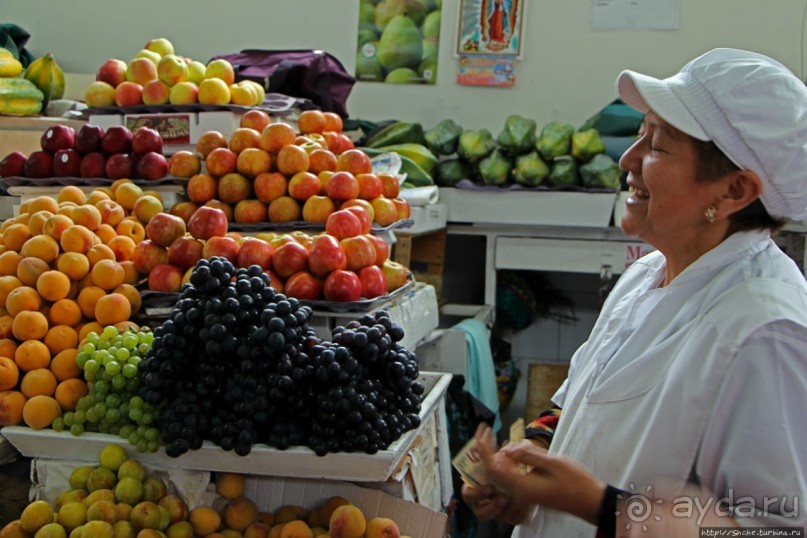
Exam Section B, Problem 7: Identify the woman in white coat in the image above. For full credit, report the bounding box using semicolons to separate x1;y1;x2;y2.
462;47;807;536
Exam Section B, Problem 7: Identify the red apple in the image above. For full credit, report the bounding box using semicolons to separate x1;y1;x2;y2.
53;149;82;177
325;209;362;240
301;195;335;223
0;151;27;177
287;171;322;201
323;270;362;302
343;205;372;234
236;237;274;270
74;124;105;155
308;234;347;277
370;196;399;227
148;263;184;292
284;270;322;301
381;259;410;292
105;153;137;180
341;235;377;272
24;151;54;178
325;171;359;201
336;148;372;175
366;234;390;265
96;58;128;88
136;152;169;180
102;125;133;154
40;125;76;153
264;269;284;293
204;200;233;221
145;212;187;247
167;236;204;270
359;265;387;299
133;239;169;274
169;201;199;224
272;241;310;278
80;152;107;178
392;197;411;219
131;126;164;156
202;235;240;264
187;206;228;240
356;173;383;200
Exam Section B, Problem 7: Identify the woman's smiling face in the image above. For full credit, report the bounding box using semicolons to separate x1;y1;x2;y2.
618;111;727;253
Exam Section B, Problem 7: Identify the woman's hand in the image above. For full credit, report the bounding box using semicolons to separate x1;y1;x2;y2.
479;425;607;525
459;424;536;525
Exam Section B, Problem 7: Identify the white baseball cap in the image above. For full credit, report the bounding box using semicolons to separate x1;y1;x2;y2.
617;48;807;220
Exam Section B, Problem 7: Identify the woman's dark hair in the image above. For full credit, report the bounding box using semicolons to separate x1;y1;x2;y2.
692;139;786;233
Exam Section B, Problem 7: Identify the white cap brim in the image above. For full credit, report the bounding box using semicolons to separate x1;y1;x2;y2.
617;70;710;142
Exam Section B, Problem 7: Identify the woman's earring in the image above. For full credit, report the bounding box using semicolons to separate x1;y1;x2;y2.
705;205;717;223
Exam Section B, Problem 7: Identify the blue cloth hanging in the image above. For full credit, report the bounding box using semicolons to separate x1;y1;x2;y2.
452;318;501;432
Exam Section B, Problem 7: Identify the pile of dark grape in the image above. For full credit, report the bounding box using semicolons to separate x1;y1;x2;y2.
137;256;424;458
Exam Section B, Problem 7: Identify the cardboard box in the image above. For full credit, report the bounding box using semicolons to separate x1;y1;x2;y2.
399;204;447;235
439;187;618;227
2;372;451;483
393;232;446;301
308;283;440;352
30;460;448;538
89;111;242;154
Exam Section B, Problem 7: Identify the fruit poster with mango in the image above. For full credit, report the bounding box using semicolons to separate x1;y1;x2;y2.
356;0;442;84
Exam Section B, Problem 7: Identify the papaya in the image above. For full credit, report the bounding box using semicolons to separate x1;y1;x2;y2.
0;78;44;116
364;121;426;148
0;48;13;60
23;52;65;108
373;142;439;174
0;57;23;78
358;146;434;186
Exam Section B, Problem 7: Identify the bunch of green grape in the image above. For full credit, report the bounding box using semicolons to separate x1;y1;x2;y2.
51;325;162;453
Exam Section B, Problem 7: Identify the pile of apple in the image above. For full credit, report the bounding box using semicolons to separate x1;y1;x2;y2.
84;37;265;108
169;108;412;229
0;123;170;181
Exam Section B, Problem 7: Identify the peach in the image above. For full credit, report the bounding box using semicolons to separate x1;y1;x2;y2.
126;57;158;86
169;81;199;105
364;517;400;538
115;81;144;107
328;506;366;538
84;81;116;107
115;218;146;244
142;80;171;105
224;496;259;532
95;199;126;227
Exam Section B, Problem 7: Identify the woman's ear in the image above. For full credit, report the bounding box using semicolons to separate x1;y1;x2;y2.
723;169;763;213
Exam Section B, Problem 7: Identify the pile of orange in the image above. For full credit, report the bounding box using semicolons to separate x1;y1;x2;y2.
0;180;161;429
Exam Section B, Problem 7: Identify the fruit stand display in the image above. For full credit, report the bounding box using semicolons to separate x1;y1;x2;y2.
0;37;450;536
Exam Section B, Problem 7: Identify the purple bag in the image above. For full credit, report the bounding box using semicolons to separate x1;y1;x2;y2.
210;49;356;118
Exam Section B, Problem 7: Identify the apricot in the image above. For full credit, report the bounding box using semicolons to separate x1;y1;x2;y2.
20;367;57;398
12;310;49;341
245;522;272;538
71;204;102;231
77;286;106;319
49;299;82;327
60;225;95;254
0;338;18;359
309;497;350;529
364;518;400;538
57;501;88;533
275;506;307;525
224;496;258;532
107;235;136;262
54;378;88;412
0;389;26;426
78;321;104;341
328;506;365;538
50;348;80;381
115;218;146;244
119;261;139;285
28;196;59;216
113;284;141;314
0;250;22;276
57;185;87;205
44;325;79;355
21;393;61;429
0;274;22;303
87;244;116;267
0;356;19;391
81;520;113;537
20;234;60;263
0;315;13;339
57;252;91;282
90;259;125;291
94;293;131;326
114;183;144;211
93;223;118;245
42;214;74;241
215;473;246;499
1;519;34;538
279;520;313;538
268;524;285;538
14;339;51;371
18;256;51;287
6;285;42;316
28;210;54;236
189;506;221;536
37;270;71;302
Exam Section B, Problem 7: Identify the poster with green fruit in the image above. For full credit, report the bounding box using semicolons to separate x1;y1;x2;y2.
357;0;442;84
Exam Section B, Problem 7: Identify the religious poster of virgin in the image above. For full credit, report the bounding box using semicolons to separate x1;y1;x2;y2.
355;0;443;85
456;0;525;57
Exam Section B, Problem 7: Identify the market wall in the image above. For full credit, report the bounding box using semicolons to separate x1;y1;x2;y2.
1;0;805;131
